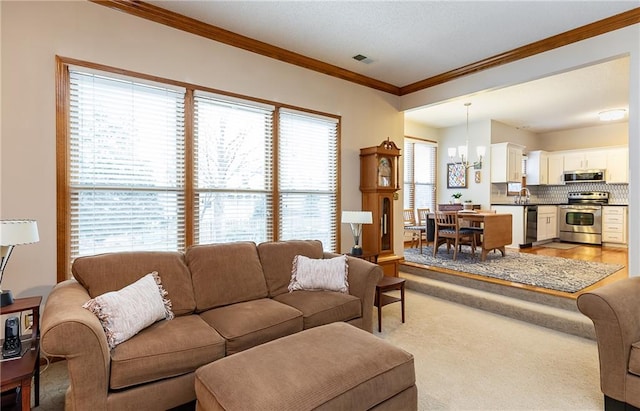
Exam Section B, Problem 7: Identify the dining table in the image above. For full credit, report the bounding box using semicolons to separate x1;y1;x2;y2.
457;211;513;261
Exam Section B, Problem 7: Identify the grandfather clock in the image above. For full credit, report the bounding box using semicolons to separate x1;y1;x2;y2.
360;138;402;277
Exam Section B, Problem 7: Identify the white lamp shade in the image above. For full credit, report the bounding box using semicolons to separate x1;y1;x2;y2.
0;220;40;246
341;211;373;224
447;147;457;158
476;146;486;157
458;145;468;159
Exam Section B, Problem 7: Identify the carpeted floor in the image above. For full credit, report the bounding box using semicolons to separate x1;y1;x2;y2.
403;246;623;293
25;290;602;410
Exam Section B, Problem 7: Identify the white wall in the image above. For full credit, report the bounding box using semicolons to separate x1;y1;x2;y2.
0;1;404;302
438;119;492;208
537;122;628;151
402;24;640;276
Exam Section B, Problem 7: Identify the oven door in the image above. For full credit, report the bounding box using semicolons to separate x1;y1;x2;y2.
559;205;603;244
559;205;602;234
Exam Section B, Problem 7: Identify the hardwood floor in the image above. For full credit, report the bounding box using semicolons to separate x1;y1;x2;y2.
402;242;629;300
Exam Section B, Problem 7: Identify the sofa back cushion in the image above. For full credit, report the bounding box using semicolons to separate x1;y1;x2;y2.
72;251;196;316
257;240;324;297
186;242;268;312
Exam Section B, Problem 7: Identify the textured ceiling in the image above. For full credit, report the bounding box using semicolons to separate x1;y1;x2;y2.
145;1;636;132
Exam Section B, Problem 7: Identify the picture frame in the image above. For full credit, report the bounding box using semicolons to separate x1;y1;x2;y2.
447;163;467;188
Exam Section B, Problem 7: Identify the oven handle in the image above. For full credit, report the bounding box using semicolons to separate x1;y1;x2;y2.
559;205;602;211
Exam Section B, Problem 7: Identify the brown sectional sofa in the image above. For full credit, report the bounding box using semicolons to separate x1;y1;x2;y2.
41;240;383;411
577;276;640;411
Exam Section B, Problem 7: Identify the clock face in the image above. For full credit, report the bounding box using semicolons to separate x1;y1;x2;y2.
378;157;391;186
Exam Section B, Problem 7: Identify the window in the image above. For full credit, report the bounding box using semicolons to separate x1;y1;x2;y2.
193;93;274;244
404;139;437;213
58;59;339;277
278;110;338;249
68;71;186;257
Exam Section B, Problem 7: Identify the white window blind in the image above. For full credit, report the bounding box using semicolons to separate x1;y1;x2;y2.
404;139;437;213
193;94;274;244
69;71;186;259
278;110;338;250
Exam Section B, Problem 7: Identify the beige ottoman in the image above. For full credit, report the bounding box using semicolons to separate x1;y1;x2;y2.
195;322;417;410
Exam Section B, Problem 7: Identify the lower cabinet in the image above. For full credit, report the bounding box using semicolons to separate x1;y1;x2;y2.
491;205;525;248
537;206;557;241
602;206;628;245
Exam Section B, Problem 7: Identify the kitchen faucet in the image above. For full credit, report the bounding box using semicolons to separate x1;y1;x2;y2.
515;187;531;204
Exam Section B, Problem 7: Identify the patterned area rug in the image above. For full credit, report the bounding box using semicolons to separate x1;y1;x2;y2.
403;246;624;293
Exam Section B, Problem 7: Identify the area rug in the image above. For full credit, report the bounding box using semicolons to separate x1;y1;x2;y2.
402;246;623;293
541;242;579;250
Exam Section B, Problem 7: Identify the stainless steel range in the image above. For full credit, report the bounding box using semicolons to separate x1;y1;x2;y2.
559;191;609;245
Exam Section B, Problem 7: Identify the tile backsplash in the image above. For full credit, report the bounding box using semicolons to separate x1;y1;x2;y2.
491;183;628;205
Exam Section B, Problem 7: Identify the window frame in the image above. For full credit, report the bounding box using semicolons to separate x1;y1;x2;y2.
403;137;437;215
56;56;341;282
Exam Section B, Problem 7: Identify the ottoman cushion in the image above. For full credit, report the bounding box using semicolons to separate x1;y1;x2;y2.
195;322;416;410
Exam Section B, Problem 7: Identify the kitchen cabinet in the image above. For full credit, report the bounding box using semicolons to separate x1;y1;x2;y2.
547;153;565;185
490;205;525;248
525;150;548;185
537;206;557;241
602;206;627;245
491;142;525;183
563;150;607;171
606;147;629;183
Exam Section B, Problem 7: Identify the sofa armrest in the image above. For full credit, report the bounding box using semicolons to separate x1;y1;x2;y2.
577;277;640;402
41;279;111;410
324;252;383;332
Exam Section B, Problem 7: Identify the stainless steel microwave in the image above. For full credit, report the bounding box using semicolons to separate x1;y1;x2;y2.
563;169;606;183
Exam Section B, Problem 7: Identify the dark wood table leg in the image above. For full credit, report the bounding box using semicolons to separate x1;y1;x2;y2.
377;287;383;332
401;282;405;324
21;377;31;410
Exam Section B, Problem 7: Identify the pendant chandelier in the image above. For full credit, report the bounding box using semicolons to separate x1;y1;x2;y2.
448;102;485;170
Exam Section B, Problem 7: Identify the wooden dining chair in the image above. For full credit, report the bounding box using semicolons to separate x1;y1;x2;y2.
466;209;496;246
403;209;419;248
433;211;476;260
417;208;430;245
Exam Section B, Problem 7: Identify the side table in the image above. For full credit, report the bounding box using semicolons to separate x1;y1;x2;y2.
1;296;42;410
374;276;405;332
346;251;379;263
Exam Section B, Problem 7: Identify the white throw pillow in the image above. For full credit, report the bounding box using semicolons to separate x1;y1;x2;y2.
288;255;349;293
83;271;174;349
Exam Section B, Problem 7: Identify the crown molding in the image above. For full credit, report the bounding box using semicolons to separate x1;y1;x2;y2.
399;7;640;95
90;0;400;95
92;1;639;97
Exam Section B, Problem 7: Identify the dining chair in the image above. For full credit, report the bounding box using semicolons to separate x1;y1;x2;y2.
417;208;430;245
403;209;419;248
433;211;476;260
466;209;496;247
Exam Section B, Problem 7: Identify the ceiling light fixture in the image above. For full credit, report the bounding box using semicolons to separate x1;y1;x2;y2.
599;109;626;121
448;103;485;170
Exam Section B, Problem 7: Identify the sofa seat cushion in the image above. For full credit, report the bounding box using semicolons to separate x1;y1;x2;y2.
110;315;226;390
199;298;303;355
274;290;361;329
257;240;324;297
194;322;416;410
629;341;640;377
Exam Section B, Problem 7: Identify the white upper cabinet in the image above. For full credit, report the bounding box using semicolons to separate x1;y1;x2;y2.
491;142;525;183
547;153;565;185
525;150;548;185
606;147;629;184
563;150;607;171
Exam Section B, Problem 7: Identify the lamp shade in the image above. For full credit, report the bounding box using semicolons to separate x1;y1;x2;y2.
341;211;373;224
1;220;40;246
